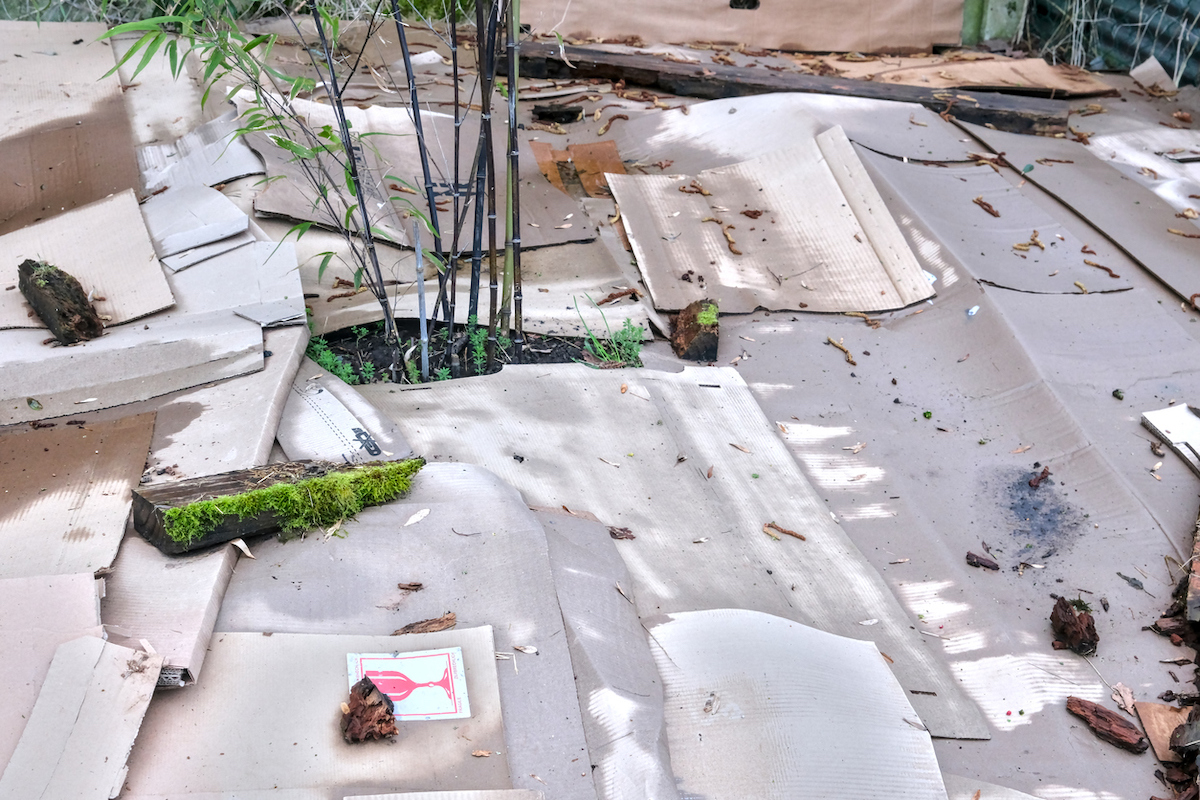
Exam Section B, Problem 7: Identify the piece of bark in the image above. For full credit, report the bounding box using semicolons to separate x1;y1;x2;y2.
671;299;718;361
966;551;999;570
511;42;1071;135
533;104;584;124
393;611;456;635
1066;695;1149;753
1051;596;1099;655
608;526;636;540
17;259;103;344
341;676;398;743
1188;501;1200;622
1171;719;1200;757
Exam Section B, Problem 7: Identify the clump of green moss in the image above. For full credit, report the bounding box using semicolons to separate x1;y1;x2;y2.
697;303;718;327
162;459;424;545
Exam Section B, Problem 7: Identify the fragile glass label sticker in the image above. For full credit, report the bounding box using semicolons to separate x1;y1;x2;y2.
347;647;471;721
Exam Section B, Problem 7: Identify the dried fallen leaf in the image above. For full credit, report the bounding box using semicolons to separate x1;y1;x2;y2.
513;645;538;655
1177;207;1199;219
763;525;781;540
404;508;430;527
889;558;910;564
229;538;255;559
706;465;714;479
1011;444;1033;454
764;521;805;540
393;611;456;635
1111;682;1135;715
1169;227;1200;239
608;526;636;540
729;442;750;453
843;442;867;454
472;750;493;757
849;473;867;481
620;383;628;394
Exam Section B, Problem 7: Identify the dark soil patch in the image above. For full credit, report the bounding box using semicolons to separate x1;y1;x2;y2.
312;319;590;385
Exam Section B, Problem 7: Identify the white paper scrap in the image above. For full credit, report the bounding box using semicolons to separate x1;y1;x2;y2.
348;647;471;721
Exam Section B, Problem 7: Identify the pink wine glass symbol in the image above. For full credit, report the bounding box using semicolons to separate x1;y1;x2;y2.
366;667;453;702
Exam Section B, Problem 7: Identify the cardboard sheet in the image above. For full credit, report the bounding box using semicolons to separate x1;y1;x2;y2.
276;356;413;463
140;325;307;484
615;93;973;171
0;413;155;579
167;239;306;327
537;510;678;800
214;463;598;800
245;97;593;250
102;532;238;686
0;574;104;769
138;110;265;194
0;636;162;799
609;127;933;313
0;189;175;329
960;121;1200;303
140;185;250;258
123;629;510;796
648;609;947;800
254;204;652;339
858;147;1135;294
0;22;140;235
0;310;264;425
1142;404;1200;478
800;53;1115;98
359;366;989;740
1135;701;1188;763
942;775;1038;800
520;0;962;53
348;794;544;800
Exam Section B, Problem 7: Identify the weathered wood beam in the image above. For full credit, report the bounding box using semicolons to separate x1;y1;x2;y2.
513;42;1070;135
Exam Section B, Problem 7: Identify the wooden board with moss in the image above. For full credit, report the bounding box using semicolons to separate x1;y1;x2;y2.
131;459;424;555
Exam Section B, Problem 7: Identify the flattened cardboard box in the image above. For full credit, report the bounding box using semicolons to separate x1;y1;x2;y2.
0;22;140;235
0;189;175;329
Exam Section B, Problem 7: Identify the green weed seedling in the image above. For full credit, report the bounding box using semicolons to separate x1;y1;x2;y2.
573;296;645;367
307;337;358;384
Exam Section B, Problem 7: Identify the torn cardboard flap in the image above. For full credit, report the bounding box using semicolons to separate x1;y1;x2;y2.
1142;404;1200;478
0;189;175;329
609;126;933;313
138;109;265;194
0;636;162;799
140;184;250;258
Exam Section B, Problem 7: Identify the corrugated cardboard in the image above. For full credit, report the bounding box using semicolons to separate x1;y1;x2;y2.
648;609;947;800
857;146;1135;294
140;185;250;258
245;96;594;250
0;311;264;425
960;121;1200;304
537;510;678;800
0;636;162;799
348;793;545;799
214;464;597;799
520;0;962;53
138;110;265;194
161;231;256;273
123;629;509;796
608;126;933;313
102;531;238;686
799;53;1115;98
0;22;140;235
942;774;1039;800
166;240;305;327
615;93;972;171
276;356;413;463
0;574;104;769
1142;404;1200;478
0;413;155;579
359;365;989;740
140;325;307;484
0;189;175;329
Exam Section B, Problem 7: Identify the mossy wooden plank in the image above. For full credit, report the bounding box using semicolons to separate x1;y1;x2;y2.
17;259;103;344
512;42;1070;135
131;459;423;555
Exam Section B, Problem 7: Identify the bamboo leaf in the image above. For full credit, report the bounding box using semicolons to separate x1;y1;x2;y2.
285;221;313;241
269;135;317;159
101;30;155;79
166;38;179;78
344;203;360;230
317;252;335;282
